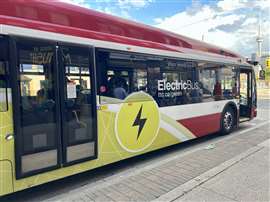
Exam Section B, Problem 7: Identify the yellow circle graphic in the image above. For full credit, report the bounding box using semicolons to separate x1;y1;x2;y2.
115;92;160;153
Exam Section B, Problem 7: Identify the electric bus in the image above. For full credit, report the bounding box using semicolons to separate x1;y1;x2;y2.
0;0;257;196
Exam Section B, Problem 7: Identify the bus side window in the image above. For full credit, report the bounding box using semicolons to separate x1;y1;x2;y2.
97;50;149;104
0;61;8;112
156;60;198;107
198;63;238;101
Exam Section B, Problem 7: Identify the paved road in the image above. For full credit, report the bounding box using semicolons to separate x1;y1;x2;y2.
1;99;269;202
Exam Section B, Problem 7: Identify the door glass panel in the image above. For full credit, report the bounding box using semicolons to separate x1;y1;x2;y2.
18;41;58;173
61;46;95;163
0;61;8;112
0;37;9;112
240;73;248;106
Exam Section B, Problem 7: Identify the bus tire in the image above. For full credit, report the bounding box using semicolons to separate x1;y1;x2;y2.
220;107;235;135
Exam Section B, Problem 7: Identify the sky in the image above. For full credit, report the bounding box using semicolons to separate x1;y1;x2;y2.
61;0;270;58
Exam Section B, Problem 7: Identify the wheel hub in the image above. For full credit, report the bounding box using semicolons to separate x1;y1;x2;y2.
224;112;233;130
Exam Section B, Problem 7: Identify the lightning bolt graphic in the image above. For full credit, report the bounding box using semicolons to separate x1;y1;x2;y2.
133;105;147;140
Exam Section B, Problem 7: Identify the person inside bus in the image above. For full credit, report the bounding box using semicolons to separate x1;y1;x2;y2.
109;75;128;100
213;80;222;100
114;79;128;99
232;81;238;97
178;89;189;104
36;88;46;104
36;87;55;111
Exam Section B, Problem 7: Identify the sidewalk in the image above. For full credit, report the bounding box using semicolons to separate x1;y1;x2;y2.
156;139;270;202
257;88;270;100
48;121;270;202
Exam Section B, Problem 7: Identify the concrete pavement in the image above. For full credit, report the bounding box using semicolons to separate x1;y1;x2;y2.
157;139;270;202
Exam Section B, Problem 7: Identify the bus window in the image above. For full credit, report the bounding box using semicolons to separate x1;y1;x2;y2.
133;69;147;92
107;70;129;99
97;50;200;106
156;60;198;107
97;50;149;103
198;63;217;101
198;63;238;102
0;61;8;112
147;67;161;104
159;71;179;106
220;66;238;99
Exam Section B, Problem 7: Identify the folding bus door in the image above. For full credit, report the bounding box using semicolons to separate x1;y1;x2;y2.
58;44;97;165
11;38;61;178
11;38;97;178
239;68;257;120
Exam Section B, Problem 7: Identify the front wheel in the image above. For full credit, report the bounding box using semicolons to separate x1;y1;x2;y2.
221;107;235;135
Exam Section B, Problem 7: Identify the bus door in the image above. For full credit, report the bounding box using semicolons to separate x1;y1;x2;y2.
239;68;257;121
11;38;97;178
58;44;97;165
0;36;14;194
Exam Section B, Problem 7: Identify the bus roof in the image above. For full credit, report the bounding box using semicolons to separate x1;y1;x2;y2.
0;0;250;66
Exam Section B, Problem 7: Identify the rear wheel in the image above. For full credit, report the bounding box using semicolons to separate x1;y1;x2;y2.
221;107;235;135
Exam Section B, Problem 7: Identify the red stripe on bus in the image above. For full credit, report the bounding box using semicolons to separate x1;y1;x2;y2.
0;16;179;53
178;113;221;137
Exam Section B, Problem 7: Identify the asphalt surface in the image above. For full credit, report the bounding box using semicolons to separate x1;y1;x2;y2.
1;99;269;202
